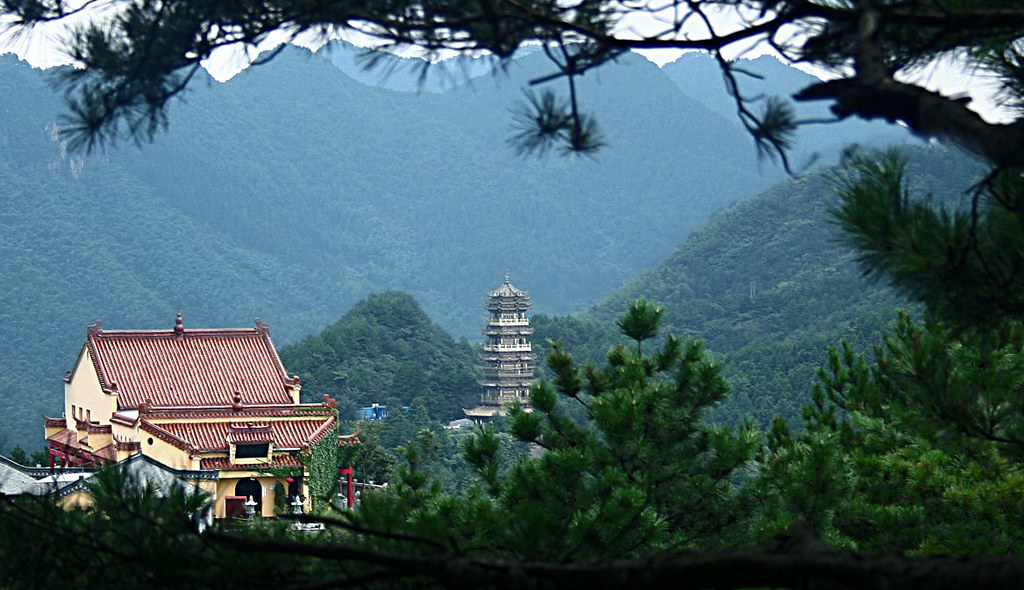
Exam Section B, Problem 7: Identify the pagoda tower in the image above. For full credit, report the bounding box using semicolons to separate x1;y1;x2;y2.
465;276;536;422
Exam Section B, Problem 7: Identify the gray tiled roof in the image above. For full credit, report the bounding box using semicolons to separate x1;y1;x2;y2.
54;454;216;500
0;457;49;496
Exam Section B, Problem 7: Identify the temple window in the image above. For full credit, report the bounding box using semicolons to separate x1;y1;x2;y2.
235;443;270;460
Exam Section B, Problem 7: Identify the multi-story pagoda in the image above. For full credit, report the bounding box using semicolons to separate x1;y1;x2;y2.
465;276;536;422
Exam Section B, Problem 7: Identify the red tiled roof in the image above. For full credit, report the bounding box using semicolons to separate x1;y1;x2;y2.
86;422;112;435
307;419;339;447
141;405;333;420
140;421;198;452
111;412;138;426
150;417;337;452
226;423;274;444
44;416;66;429
93;444;117;461
47;429;77;447
200;456;302;470
79;317;299;409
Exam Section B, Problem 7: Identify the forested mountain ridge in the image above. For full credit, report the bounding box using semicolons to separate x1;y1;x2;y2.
534;146;984;427
0;41;909;450
324;42;910;169
36;42;779;333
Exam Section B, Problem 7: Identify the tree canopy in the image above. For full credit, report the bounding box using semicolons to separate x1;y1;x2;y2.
7;297;1024;588
3;0;1022;166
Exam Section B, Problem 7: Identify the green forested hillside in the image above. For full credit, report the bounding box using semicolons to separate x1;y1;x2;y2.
279;291;479;422
535;146;983;427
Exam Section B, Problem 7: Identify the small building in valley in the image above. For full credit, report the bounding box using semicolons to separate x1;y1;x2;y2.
44;314;356;518
464;276;536;422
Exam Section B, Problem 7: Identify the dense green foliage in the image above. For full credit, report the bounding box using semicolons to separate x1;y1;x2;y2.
304;421;342;513
765;319;1024;555
503;300;760;552
739;141;1024;558
280;291;479;422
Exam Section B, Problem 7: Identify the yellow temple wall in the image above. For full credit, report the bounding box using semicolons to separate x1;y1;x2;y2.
214;472;297;518
57;489;95;510
65;349;117;425
140;434;192;470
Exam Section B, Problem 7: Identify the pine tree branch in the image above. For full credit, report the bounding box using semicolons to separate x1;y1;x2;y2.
797;68;1024;168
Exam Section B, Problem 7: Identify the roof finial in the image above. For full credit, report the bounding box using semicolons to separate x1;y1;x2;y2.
505;272;510;284
232;389;244;412
173;312;184;338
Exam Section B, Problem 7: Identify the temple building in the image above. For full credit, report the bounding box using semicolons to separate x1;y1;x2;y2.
44;314;357;518
465;276;536;422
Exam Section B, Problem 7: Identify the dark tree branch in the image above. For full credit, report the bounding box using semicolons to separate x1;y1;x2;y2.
797;76;1024;168
204;522;1024;590
279;512;449;552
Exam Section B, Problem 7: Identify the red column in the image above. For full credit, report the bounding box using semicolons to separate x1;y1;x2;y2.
339;466;354;509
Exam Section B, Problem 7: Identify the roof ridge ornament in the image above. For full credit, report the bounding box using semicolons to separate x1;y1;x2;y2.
487;275;529;301
232;389;244;412
87;321;102;335
173;313;184;339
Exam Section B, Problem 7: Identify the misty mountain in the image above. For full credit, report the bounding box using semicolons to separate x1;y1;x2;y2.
320;42;499;93
585;145;982;426
662;53;910;168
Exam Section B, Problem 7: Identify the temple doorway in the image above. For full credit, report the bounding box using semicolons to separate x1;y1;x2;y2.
234;477;262;516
